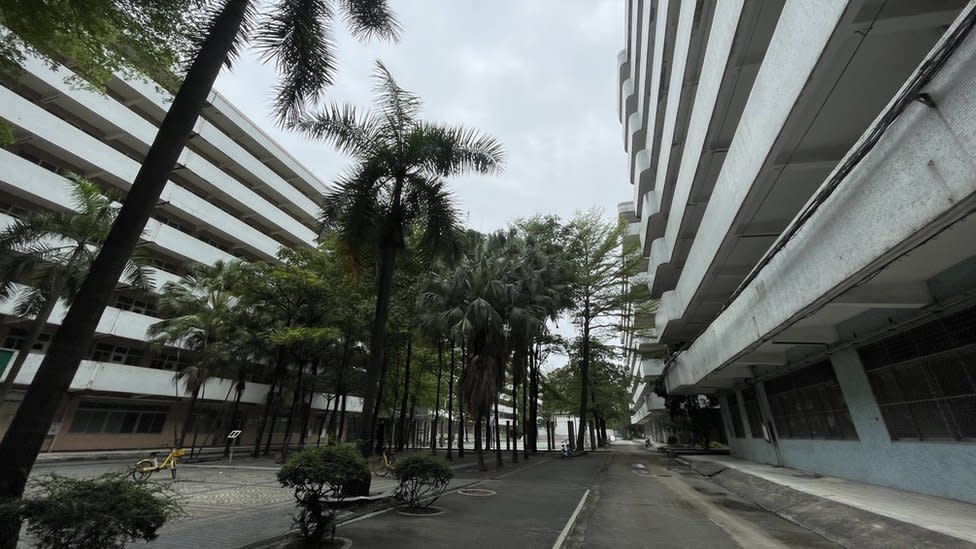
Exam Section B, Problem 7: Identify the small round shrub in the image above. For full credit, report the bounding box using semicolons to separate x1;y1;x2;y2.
2;474;181;549
392;454;453;509
277;444;370;544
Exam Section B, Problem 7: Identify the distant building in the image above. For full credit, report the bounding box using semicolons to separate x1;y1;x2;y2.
618;0;976;504
0;52;361;451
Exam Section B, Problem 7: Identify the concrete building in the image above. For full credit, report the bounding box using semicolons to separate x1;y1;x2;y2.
618;0;976;504
0;53;363;451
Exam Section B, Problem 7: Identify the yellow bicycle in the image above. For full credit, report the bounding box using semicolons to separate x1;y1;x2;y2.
372;449;395;478
131;448;185;480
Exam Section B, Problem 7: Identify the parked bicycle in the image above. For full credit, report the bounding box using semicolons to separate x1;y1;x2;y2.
131;448;185;480
372;448;396;477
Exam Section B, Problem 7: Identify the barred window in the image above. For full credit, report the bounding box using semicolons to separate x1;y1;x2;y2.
742;388;764;438
861;342;976;442
764;361;858;440
69;401;168;434
726;393;745;438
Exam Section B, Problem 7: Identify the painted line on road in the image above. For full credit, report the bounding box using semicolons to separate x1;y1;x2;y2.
552;488;589;549
492;456;553;480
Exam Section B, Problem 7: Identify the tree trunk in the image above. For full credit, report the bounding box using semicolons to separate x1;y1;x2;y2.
494;397;502;467
474;413;485;471
252;348;284;458
396;336;411;451
0;4;250;544
576;314;591;452
446;340;455;460
223;383;244;457
511;379;519;464
529;342;540;454
521;361;529;460
431;339;443;454
338;393;348;441
299;360;318;449
359;235;401;455
457;343;466;458
178;386;201;449
281;361;307;457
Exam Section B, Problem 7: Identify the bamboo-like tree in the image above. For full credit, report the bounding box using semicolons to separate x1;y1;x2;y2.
300;61;503;455
0;176;152;404
0;4;399;531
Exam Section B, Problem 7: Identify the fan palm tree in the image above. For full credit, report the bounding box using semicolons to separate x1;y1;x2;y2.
0;176;152;404
0;3;399;529
299;61;503;455
147;260;241;449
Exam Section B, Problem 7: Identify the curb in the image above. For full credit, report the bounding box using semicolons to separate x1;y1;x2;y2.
684;458;973;549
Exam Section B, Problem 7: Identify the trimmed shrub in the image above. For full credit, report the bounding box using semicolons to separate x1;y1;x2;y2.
392;454;453;509
2;474;181;549
277;444;370;544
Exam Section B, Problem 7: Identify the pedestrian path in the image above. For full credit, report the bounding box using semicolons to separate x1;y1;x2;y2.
681;454;976;546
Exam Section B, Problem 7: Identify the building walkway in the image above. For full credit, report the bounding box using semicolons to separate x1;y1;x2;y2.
680;454;976;547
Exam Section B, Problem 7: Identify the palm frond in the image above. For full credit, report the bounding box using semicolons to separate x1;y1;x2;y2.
372;59;421;133
254;0;337;125
412;122;505;176
190;0;257;69
339;0;401;41
291;103;379;157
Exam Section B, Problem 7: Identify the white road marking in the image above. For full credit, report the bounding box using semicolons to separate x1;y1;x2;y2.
552;488;590;549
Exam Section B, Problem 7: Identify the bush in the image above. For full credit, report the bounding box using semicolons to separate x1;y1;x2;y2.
277;444;370;544
1;474;181;549
666;435;678;445
392;454;453;509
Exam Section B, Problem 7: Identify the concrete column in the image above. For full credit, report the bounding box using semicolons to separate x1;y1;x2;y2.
717;393;735;442
829;348;890;446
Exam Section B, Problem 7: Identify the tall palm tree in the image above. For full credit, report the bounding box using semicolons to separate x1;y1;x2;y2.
0;4;399;532
0;176;151;405
300;61;503;455
147;260;241;450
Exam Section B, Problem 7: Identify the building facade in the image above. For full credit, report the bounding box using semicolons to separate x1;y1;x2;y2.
618;0;976;504
0;52;362;451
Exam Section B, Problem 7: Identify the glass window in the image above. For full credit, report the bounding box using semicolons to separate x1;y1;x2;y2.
763;361;857;441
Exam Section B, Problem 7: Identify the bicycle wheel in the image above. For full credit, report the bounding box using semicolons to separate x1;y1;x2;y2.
132;459;154;481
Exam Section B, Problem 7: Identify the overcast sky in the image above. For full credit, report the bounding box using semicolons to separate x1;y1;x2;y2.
213;0;628;234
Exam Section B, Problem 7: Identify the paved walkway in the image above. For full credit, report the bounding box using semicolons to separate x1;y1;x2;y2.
681;454;976;544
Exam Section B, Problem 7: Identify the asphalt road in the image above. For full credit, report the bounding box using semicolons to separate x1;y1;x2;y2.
339;442;840;549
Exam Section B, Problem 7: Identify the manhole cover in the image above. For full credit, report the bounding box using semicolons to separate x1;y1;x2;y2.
458;488;496;497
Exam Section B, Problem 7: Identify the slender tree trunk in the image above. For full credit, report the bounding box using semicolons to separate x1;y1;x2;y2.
474;412;485;471
360;210;404;456
299;360;318;449
446;340;456;460
253;348;285;457
0;5;251;544
372;344;391;454
396;336;412;451
511;379;519;464
457;343;466;458
178;387;201;449
494;396;502;467
281;361;307;457
408;395;416;449
337;392;347;441
530;342;540;454
577;313;591;452
224;384;244;457
264;380;284;456
431;339;443;454
521;362;529;460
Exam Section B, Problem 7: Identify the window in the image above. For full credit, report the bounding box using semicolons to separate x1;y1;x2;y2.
91;343;144;366
69;401;168;434
764;361;858;440
113;294;158;316
742;388;764;438
151;352;187;371
726;393;745;438
859;308;976;442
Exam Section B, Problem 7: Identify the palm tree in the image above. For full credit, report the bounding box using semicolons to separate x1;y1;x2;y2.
300;61;504;455
147;261;241;450
0;4;399;531
0;176;151;405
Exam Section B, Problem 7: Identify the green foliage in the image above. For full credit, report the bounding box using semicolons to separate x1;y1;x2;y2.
392;454;453;509
2;474;181;549
277;444;370;543
0;0;196;91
